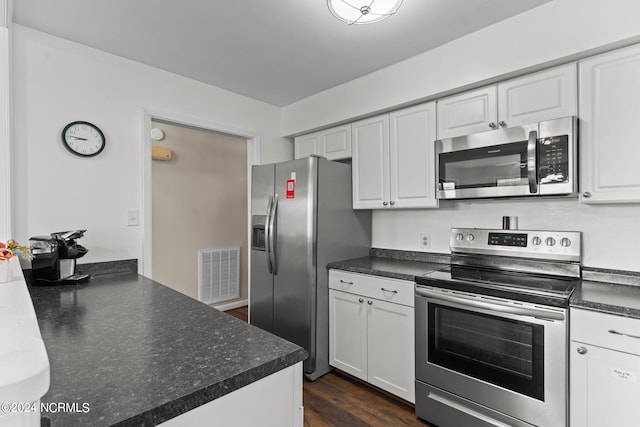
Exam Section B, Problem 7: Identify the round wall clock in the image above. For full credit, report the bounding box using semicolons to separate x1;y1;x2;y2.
61;121;106;157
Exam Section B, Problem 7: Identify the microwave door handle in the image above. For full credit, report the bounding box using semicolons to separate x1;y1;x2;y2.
265;196;273;274
527;130;538;194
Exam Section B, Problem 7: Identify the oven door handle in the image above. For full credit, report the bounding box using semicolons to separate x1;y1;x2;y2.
527;129;538;194
415;287;565;321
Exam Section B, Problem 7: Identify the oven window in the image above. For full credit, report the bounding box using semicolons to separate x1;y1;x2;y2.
439;141;527;189
428;303;544;400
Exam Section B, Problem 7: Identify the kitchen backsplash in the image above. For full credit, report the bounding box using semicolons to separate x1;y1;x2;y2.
372;197;639;272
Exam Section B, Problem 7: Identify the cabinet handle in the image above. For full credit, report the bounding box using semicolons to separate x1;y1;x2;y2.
389;201;395;206
498;121;506;127
489;122;497;129
367;300;373;305
340;280;354;285
609;329;640;340
381;287;398;294
383;201;388;206
358;298;364;303
582;192;592;198
577;346;588;355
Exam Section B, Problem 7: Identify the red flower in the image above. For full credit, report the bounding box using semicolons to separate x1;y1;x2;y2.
0;248;13;260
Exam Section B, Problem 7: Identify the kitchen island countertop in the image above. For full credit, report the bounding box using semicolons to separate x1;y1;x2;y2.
27;272;306;426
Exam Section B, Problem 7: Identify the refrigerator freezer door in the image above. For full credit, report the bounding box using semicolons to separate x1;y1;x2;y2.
249;164;275;331
273;157;318;373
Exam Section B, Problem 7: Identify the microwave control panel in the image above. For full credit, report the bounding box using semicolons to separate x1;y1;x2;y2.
538;135;569;184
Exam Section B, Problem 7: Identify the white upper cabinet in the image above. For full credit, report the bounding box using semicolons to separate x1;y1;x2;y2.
294;133;320;159
322;125;352;159
579;44;640;203
389;103;438;208
294;124;351;161
352;115;390;209
437;64;577;139
437;86;497;139
497;63;577;127
352;102;438;209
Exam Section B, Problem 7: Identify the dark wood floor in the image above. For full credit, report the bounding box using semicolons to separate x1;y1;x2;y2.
224;306;431;427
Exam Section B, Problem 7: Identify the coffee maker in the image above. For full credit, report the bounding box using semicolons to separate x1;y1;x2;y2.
30;230;90;283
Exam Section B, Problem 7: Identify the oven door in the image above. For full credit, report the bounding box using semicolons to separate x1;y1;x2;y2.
415;285;568;427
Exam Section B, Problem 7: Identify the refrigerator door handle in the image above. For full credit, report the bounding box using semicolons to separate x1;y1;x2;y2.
265;196;274;273
270;195;279;275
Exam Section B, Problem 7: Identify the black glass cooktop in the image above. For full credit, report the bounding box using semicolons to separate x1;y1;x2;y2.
416;265;580;307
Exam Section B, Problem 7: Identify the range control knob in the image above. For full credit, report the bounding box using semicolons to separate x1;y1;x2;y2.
532;236;542;246
560;238;572;247
456;233;465;241
467;234;475;242
545;237;556;247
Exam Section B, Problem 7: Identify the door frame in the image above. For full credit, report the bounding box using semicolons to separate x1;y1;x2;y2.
140;107;261;282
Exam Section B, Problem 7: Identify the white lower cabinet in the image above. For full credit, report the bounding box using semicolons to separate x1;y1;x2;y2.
328;270;415;403
570;308;640;427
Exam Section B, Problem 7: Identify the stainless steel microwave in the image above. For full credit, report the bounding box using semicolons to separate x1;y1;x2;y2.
435;116;577;200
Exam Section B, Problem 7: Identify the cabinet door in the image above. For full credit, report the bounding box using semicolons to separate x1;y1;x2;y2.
436;86;497;139
570;341;640;427
389;102;438;209
579;44;640;203
367;298;415;403
352;115;390;209
329;289;368;380
322;124;352;160
498;63;577;128
294;132;320;159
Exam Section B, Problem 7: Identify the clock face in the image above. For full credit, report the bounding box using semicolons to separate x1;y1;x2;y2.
62;121;106;157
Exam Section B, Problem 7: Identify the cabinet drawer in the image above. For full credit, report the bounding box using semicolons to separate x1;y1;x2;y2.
329;270;414;307
571;308;640;355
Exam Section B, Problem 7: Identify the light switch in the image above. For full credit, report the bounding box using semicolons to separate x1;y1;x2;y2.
127;209;139;226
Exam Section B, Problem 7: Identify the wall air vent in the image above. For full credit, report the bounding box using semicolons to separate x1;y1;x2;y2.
198;247;240;304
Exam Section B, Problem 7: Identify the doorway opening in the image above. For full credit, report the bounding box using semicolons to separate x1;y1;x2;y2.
141;110;259;310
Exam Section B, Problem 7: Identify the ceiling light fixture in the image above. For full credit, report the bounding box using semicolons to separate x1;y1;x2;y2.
327;0;403;25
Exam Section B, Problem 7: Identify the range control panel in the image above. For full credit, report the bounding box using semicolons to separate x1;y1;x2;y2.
450;228;581;262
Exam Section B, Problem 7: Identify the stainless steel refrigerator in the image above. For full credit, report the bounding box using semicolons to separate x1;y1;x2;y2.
250;156;371;380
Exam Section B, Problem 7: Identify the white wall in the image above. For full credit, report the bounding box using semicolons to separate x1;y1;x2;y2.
0;26;10;242
12;25;292;265
282;0;640;136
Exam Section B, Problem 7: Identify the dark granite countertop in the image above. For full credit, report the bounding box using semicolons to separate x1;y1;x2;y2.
326;248;449;281
328;249;640;320
27;272;306;427
570;269;640;319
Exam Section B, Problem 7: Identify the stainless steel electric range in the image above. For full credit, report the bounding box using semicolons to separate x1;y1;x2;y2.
415;227;581;427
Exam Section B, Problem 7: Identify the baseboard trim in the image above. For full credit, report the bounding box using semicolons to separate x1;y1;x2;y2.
214;299;248;311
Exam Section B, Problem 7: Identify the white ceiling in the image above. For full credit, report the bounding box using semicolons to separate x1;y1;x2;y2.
13;0;551;107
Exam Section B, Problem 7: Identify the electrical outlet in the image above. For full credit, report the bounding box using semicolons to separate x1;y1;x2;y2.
420;234;430;249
